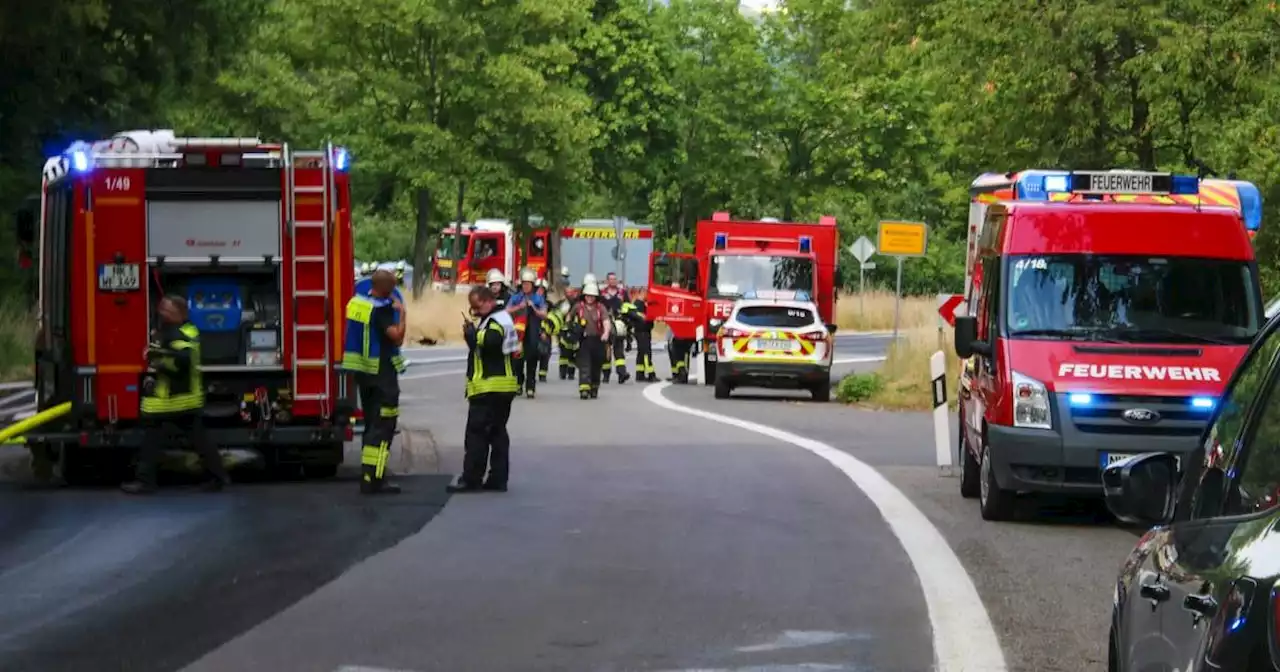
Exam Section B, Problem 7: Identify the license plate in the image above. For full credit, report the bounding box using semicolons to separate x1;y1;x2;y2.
1101;452;1181;470
98;263;140;291
752;339;794;351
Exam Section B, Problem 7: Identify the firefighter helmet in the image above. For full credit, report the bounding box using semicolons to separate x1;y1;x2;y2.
535;278;547;289
583;282;600;297
519;268;537;283
560;265;570;278
486;269;506;285
582;272;597;287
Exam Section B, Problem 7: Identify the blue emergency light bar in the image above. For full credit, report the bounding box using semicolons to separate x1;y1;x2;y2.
1015;170;1200;200
333;147;351;172
1068;392;1215;410
799;236;812;253
714;232;728;249
1234;181;1263;232
742;289;811;301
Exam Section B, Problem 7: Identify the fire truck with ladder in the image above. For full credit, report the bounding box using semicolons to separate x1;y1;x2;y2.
20;130;358;483
646;212;839;385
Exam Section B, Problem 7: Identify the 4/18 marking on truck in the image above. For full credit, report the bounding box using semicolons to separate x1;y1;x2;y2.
1057;362;1222;381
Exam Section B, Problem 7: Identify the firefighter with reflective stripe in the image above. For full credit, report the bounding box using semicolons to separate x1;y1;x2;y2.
507;267;548;398
554;299;578;379
627;292;657;382
450;285;519;493
534;279;556;383
122;295;230;494
357;265;409;374
341;269;407;495
571;282;612;399
668;331;693;384
599;272;631;384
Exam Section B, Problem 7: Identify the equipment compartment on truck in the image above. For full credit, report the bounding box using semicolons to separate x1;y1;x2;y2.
22;130;359;484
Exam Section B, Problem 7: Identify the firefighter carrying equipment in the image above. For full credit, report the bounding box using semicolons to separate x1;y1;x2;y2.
520;267;537;283
487;269;507;286
466;310;520;398
141;323;205;414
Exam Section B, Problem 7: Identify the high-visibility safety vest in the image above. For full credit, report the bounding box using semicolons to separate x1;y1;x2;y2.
141;323;204;414
341;295;389;374
466;312;520;398
351;281;408;374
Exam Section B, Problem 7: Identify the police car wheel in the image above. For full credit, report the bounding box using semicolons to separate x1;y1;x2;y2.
714;377;731;399
810;378;831;403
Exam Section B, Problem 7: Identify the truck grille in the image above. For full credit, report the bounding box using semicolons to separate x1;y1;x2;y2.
1067;394;1208;437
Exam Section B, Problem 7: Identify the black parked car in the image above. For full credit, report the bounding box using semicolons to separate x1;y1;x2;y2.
1105;314;1280;671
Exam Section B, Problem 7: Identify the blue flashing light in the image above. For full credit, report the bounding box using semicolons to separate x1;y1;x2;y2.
1014;170;1070;201
1237;181;1263;231
793;289;810;301
333;147;351;172
742;289;757;300
799;236;812;253
714;232;727;250
71;150;91;173
1191;396;1215;410
1228;615;1247;633
1068;393;1093;407
1170;174;1199;195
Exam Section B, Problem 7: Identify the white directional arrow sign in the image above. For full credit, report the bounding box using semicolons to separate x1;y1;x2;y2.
850;236;876;263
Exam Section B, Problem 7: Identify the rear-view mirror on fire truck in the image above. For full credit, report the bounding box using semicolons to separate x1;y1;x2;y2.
953;315;987;358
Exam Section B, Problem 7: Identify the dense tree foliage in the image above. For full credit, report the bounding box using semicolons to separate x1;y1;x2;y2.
4;0;1280;296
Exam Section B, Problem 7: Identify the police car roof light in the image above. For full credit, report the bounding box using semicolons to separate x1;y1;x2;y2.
714;232;727;249
793;289;810;301
798;236;812;253
333;147;351;172
1236;181;1263;231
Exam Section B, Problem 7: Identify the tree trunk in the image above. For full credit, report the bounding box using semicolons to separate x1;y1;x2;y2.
448;181;466;292
411;187;431;299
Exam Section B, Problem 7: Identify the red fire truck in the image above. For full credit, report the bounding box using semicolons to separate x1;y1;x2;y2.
21;130;357;483
954;169;1264;521
646;212;839;384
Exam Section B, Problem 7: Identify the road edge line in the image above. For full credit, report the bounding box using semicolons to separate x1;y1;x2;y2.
642;382;1007;672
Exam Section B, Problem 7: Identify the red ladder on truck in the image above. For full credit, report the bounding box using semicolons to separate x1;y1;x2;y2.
285;144;337;416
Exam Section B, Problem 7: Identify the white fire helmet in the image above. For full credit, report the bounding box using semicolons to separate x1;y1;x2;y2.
582;282;600;297
559;265;570;278
486;269;506;285
535;278;548;289
519;268;537;283
582;272;598;287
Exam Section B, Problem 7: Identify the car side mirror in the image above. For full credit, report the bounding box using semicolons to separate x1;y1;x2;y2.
825;322;838;334
1103;453;1178;526
953;315;990;358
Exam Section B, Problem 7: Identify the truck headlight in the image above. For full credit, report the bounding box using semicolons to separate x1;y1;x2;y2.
1012;371;1051;429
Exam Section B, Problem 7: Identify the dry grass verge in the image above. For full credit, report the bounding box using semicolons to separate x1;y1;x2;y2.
836;290;936;332
838;326;962;411
404;291;472;345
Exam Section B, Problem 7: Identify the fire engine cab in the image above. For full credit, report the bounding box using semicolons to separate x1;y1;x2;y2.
23;130;357;483
953;169;1265;521
647;212;839;385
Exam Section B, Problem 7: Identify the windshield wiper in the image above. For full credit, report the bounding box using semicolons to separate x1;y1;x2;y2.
1010;328;1127;343
1105;327;1238;346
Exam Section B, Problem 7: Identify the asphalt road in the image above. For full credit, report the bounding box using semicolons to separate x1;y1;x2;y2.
0;332;1139;672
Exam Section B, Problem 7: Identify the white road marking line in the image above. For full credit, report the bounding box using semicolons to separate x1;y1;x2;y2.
831;356;886;365
400;369;465;381
335;666;420;672
643;383;1007;672
406;355;468;365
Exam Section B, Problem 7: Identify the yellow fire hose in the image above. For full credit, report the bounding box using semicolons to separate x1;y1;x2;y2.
0;402;72;445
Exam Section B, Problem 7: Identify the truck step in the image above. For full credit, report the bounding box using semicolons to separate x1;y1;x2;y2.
296;325;327;332
294;221;326;228
295;256;326;262
295;290;327;297
293;186;326;193
293;393;329;401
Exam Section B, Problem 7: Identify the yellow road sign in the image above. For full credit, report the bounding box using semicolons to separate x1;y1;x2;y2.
877;221;928;257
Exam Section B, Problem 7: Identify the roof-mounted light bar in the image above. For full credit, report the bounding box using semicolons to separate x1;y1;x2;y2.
1015;169;1200;201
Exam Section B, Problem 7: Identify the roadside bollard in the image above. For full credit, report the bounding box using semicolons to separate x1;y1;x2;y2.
930;350;953;475
691;326;704;385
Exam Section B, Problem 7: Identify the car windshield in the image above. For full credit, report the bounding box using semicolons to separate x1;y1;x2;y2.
708;254;814;299
1005;254;1260;344
438;234;469;259
734;305;816;328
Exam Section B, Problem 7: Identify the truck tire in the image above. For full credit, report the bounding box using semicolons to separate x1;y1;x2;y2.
303;441;344;479
303;464;339;479
959;423;980;499
57;445;97;487
979;440;1016;521
704;357;717;385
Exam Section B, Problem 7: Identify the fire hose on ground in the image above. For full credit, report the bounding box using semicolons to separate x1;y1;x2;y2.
0;402;71;445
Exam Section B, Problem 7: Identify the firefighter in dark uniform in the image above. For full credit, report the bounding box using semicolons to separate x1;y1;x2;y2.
122;295;230;494
486;269;511;307
507;268;547;398
600;272;631;384
450;285;519;493
534;279;557;383
668;333;693;383
571;282;611;399
628;291;657;382
341;269;406;495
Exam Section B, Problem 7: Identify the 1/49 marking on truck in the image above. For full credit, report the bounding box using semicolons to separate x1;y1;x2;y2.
104;176;131;191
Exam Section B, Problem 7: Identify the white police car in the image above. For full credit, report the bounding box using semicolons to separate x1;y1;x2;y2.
711;290;835;401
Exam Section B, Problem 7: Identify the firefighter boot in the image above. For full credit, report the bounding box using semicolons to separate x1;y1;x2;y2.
590;386;599;399
559;364;568;380
618;369;630;384
579;382;590;400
